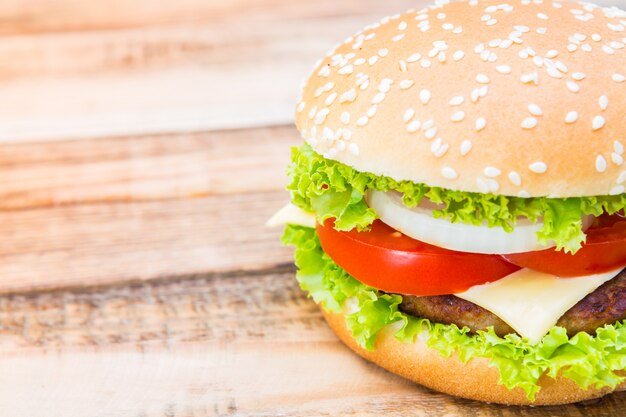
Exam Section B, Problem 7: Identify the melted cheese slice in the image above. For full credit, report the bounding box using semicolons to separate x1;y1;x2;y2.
266;203;316;228
457;267;623;344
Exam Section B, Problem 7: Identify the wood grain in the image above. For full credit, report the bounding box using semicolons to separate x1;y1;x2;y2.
0;191;293;293
0;125;298;209
1;270;625;416
0;0;418;142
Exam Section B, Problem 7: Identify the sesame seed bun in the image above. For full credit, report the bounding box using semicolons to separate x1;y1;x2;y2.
322;308;626;405
295;0;626;198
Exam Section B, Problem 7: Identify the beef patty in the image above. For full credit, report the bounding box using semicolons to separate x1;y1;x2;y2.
399;268;626;337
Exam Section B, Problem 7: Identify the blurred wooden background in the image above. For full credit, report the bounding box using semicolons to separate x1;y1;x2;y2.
0;0;624;416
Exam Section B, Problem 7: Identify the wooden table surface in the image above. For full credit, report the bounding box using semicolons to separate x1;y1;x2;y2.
1;0;624;416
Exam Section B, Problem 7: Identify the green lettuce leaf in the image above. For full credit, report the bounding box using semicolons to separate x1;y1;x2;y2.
282;224;626;401
287;144;626;253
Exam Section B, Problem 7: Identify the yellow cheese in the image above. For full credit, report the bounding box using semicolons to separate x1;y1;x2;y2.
456;267;623;344
266;203;316;228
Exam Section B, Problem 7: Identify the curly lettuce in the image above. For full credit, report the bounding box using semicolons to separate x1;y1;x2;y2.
283;224;626;401
287;144;626;253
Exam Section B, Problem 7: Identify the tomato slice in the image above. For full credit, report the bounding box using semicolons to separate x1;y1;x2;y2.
502;214;626;277
316;219;520;296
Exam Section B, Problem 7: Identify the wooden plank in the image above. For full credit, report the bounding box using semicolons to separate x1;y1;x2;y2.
0;192;293;293
0;0;418;142
0;125;298;209
1;270;624;416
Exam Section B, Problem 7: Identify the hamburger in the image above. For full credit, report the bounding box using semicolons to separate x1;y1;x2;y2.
269;0;626;405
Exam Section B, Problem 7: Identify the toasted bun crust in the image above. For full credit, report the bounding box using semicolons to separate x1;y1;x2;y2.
295;1;626;198
322;309;626;405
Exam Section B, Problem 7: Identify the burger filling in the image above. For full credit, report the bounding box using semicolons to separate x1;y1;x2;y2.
272;144;626;400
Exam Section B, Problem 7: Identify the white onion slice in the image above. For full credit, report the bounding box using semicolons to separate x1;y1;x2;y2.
367;190;592;255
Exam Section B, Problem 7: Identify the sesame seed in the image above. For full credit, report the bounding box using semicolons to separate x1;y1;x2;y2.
474;43;485;54
573;33;587;42
442;23;454;30
441;167;458;180
555;61;568;73
518;190;531;198
399;79;414;90
486;18;498;26
451;111;465;122
367;106;377;118
496;65;512;74
338;65;354;75
420;59;432;68
407;120;421;132
500;39;513;49
308;106;317;120
484;167;501;178
399;60;407;72
403;108;415;123
453;50;465;61
532;56;544;67
354;58;366;66
545;50;559;58
453;26;463;34
449;96;464;106
392;34;405;42
460;140;472;156
529;162;548;173
371;92;386;104
615;140;624;155
581;44;592;52
432;141;449;158
536;27;547;34
599;96;609;111
476;74;490;84
619;171;626;184
565;111;579;124
326;93;340;106
349;143;360;156
572;72;586;81
340;89;357;103
422;119;434;130
398;21;408;31
314;108;330;125
356;116;369;126
378;48;389;57
612;153;624;166
522;117;538;129
546;66;563;79
592;116;606;131
425;127;438;139
567;44;578;52
476;118;487;131
297;102;306;113
610;185;625;195
341;112;350;124
407;53;422;63
596;155;607;173
537;13;549;20
592;33;602;42
613;73;626;83
514;25;530;33
368;56;379;66
508;171;522;186
602;45;615;55
520;71;539;84
322;127;333;142
420;89;432;104
566;81;580;93
528;104;543;116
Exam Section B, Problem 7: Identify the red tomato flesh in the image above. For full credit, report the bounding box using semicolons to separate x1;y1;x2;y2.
316;219;520;296
502;214;626;277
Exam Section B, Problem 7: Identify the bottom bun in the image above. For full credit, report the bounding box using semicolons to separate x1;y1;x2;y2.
322;309;626;405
